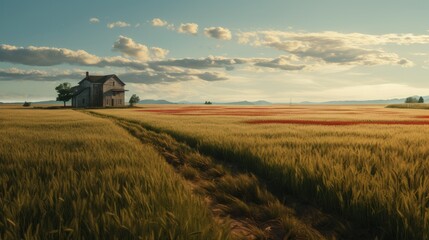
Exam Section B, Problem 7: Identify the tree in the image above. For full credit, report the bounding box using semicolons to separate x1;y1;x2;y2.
418;96;424;103
55;82;73;107
129;94;140;106
22;101;31;107
405;97;418;103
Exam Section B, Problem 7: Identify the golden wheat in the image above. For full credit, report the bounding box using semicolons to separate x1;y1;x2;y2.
94;105;429;240
0;108;229;240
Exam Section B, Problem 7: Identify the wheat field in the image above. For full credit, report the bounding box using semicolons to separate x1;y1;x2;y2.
2;105;429;239
0;107;229;239
93;105;429;240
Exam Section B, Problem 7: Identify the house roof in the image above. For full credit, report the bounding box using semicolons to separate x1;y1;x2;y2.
78;74;126;85
71;86;89;96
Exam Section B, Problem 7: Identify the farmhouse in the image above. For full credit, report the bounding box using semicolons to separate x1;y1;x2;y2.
71;72;127;108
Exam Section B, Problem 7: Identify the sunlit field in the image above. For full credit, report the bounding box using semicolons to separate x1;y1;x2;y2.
0;107;229;239
93;104;429;240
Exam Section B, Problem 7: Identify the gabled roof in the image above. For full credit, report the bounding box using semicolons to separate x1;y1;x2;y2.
71;86;89;97
78;74;126;85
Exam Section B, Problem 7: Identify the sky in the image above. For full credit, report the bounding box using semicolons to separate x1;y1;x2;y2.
1;0;429;102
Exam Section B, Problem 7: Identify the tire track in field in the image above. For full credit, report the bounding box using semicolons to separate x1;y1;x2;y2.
83;111;371;240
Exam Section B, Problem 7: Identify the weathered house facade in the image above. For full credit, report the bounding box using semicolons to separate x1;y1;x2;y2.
71;72;127;108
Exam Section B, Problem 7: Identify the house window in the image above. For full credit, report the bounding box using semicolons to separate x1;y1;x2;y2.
113;92;116;96
106;99;109;105
113;81;115;86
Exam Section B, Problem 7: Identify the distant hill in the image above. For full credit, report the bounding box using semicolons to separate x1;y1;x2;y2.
1;100;64;105
139;99;175;104
34;100;65;104
299;96;429;105
3;96;429;106
222;100;272;105
138;99;273;105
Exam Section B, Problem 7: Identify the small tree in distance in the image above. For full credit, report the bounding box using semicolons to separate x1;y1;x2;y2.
405;96;418;103
129;94;140;106
418;96;424;103
55;82;73;107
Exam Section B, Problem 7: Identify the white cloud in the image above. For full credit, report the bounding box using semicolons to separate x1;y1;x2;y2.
254;56;306;71
120;68;227;84
0;68;84;81
204;27;232;40
0;44;148;70
178;23;198;35
112;36;169;61
236;31;425;67
89;18;100;24
107;21;131;29
112;36;150;61
0;44;279;72
0;66;228;84
150;18;175;30
167;24;175;31
151;18;168;27
150;47;169;60
0;44;101;66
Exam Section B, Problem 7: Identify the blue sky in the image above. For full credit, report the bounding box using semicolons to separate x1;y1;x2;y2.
1;0;429;102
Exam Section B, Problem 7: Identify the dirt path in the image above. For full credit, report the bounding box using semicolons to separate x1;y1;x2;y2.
84;111;373;240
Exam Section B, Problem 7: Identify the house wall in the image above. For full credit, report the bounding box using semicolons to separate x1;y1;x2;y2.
103;77;125;107
74;88;90;108
91;83;103;107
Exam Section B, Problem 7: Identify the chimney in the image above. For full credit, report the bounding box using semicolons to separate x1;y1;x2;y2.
86;71;89;77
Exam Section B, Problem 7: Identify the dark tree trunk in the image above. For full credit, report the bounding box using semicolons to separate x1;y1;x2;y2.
63;101;66;107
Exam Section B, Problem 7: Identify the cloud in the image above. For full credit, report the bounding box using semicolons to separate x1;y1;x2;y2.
149;56;260;71
120;68;227;84
0;44;101;66
150;18;175;30
107;21;130;29
0;66;228;84
89;18;100;24
151;18;168;27
196;71;228;81
150;47;169;60
0;68;84;81
236;31;424;67
148;56;305;72
0;44;148;70
112;36;169;61
178;23;198;35
112;36;150;61
0;43;310;73
254;56;306;71
167;24;175;30
204;27;232;40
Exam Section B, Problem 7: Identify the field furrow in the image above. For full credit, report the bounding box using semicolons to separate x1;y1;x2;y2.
86;110;373;240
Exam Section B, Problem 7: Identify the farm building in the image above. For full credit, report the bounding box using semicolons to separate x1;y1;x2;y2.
71;72;127;108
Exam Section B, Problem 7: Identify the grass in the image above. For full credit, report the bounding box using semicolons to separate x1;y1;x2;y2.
92;105;429;240
386;103;429;109
0;108;229;239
